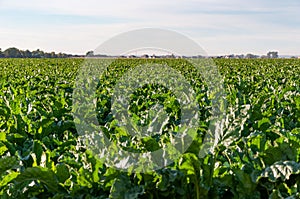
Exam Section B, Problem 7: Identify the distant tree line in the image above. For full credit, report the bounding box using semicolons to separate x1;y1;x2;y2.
0;47;83;58
85;51;110;57
0;48;282;59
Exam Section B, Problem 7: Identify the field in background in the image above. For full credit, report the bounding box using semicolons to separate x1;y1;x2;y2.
0;58;299;198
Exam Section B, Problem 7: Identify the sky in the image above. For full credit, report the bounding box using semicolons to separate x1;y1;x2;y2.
0;0;299;56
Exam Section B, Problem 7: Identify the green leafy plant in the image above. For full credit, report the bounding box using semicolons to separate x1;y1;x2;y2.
0;58;299;198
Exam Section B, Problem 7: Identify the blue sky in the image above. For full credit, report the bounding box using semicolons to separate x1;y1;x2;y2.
0;0;299;55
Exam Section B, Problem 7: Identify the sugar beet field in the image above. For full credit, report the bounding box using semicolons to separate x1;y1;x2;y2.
0;58;299;199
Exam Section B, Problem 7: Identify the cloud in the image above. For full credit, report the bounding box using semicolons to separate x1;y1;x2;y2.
1;0;152;17
0;0;299;55
1;0;296;18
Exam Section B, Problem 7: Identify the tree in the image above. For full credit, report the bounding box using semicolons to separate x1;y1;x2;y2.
3;47;22;58
31;49;45;58
50;52;57;58
245;53;258;59
23;50;32;58
267;51;278;58
0;47;84;58
86;51;94;57
0;48;3;58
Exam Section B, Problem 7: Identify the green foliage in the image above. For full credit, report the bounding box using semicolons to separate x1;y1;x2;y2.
0;58;299;198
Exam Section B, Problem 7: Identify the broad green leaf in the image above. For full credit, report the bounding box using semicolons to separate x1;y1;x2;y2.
0;132;6;141
55;163;70;183
260;161;300;182
179;153;200;176
15;167;60;192
0;171;19;187
0;156;18;174
0;142;8;156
